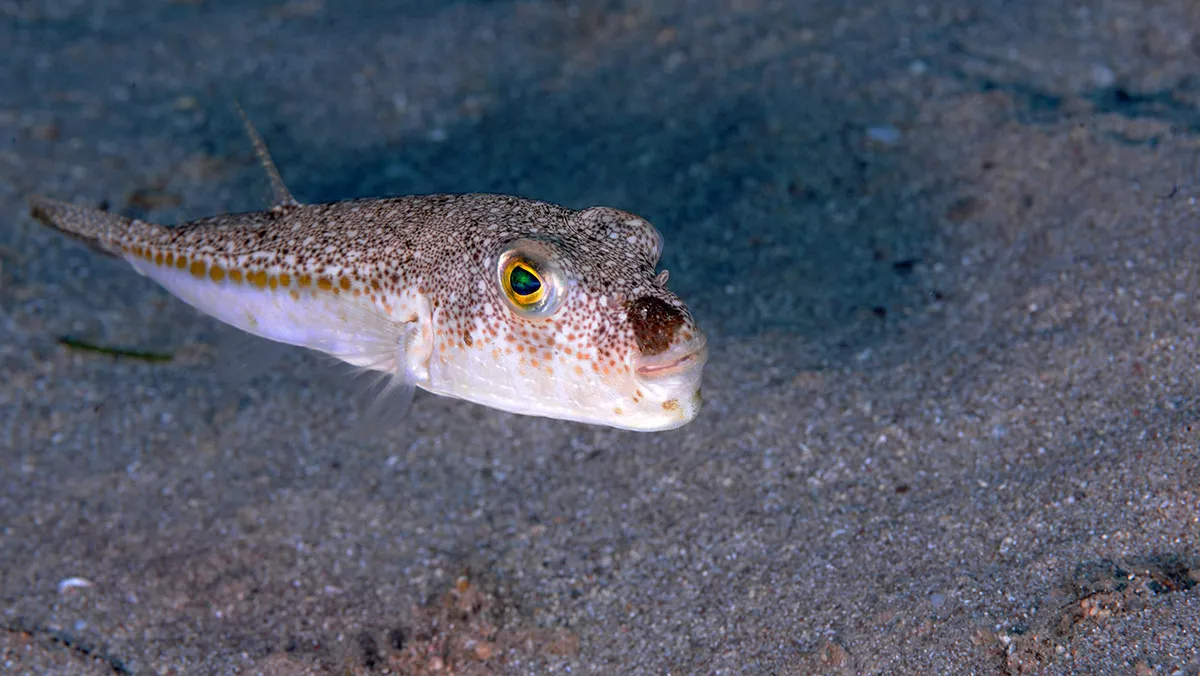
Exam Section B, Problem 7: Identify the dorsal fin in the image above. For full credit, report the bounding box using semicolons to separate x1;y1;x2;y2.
235;102;300;209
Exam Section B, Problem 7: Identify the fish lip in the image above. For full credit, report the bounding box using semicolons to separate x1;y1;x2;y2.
635;335;708;379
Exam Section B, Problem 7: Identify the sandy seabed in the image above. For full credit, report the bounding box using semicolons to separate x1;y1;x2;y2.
2;1;1199;673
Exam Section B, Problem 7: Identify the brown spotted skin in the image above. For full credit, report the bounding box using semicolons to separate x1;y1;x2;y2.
626;296;686;356
109;195;693;374
28;191;708;430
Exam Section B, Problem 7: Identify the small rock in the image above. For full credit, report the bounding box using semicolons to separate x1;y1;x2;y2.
57;577;93;593
866;125;902;146
1089;64;1116;88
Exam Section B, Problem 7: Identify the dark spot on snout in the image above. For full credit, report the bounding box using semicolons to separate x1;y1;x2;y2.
627;296;684;356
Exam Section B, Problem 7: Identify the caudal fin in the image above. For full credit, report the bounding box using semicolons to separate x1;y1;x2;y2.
27;196;145;257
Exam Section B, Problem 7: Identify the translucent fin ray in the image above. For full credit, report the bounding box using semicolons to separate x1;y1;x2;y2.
234;101;300;208
298;300;423;441
209;323;290;387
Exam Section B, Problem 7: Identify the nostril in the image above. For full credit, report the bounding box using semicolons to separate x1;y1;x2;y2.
627;296;685;356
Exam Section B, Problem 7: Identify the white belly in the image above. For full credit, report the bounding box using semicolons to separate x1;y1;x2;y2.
128;257;420;375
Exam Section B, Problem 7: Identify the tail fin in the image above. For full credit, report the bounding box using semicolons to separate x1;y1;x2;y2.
27;196;143;257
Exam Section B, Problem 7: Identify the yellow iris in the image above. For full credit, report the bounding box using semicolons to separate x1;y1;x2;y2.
502;258;546;306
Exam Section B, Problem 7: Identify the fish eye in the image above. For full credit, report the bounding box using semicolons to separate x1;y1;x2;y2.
504;259;545;304
497;243;565;318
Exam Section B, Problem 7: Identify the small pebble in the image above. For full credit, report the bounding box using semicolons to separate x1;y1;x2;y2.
866;125;902;146
57;577;93;593
1089;64;1116;88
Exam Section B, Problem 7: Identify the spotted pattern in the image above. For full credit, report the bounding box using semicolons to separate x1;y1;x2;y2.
29;192;707;430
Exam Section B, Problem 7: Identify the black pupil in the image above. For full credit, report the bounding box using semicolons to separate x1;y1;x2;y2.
510;265;541;296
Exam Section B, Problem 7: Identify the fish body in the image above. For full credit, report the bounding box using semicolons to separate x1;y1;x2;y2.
28;112;707;431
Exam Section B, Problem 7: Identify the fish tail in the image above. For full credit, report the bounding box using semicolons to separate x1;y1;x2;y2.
27;195;160;257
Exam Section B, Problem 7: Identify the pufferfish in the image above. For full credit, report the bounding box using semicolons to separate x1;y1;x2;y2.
27;109;707;431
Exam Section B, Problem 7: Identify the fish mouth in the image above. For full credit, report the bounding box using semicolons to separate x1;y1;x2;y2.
635;335;708;379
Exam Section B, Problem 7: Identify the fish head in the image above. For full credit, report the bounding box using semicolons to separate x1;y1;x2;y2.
428;205;707;431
